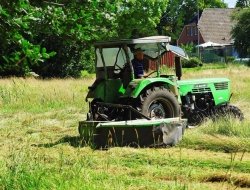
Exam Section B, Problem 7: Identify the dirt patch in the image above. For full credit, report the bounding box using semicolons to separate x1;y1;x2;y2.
233;177;250;188
159;175;186;183
33;135;83;148
203;174;250;188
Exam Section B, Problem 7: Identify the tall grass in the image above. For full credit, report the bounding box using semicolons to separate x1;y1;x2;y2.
0;64;250;189
0;78;93;113
181;120;250;152
201;119;250;138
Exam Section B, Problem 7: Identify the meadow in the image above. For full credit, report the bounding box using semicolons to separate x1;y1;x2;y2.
0;64;249;190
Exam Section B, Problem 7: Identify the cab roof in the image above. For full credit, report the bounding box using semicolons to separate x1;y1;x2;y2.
94;36;171;48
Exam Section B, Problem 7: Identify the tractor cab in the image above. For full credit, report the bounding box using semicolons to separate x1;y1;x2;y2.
86;36;188;103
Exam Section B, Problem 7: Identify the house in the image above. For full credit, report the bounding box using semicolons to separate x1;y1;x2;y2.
178;8;235;46
177;8;237;62
178;21;202;45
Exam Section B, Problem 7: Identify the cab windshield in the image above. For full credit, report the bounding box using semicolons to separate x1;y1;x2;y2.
96;47;133;69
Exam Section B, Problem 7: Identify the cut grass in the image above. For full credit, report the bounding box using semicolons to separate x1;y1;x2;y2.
1;146;249;190
0;64;250;189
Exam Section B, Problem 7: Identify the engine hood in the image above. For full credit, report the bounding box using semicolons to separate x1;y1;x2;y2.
177;78;230;86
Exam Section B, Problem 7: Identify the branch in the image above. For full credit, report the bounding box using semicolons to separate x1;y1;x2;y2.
16;56;27;65
43;1;64;7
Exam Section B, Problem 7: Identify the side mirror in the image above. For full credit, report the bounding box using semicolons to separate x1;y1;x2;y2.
175;56;182;80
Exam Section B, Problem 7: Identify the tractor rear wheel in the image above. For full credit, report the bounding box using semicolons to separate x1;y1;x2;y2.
134;87;181;147
139;87;180;119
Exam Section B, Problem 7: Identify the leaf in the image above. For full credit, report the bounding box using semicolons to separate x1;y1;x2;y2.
42;47;47;54
2;56;9;63
0;5;9;17
48;51;57;57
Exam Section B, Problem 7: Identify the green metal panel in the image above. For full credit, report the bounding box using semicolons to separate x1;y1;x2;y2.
177;78;231;105
126;77;177;98
78;118;187;147
86;80;105;100
87;79;125;103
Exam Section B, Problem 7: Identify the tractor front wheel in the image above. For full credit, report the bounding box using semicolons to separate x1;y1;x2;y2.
213;104;244;121
139;87;180;119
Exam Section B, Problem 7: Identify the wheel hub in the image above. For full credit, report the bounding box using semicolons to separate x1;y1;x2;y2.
149;102;166;119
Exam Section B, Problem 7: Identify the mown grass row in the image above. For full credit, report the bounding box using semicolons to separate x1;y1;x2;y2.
1;144;249;190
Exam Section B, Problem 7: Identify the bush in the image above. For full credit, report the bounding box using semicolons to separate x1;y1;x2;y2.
80;70;93;78
182;57;203;68
226;56;235;63
247;59;250;67
180;43;196;56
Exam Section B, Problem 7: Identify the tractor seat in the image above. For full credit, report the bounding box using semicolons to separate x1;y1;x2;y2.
88;78;104;90
121;65;133;88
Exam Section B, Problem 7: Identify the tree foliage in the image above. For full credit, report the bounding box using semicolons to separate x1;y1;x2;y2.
236;0;250;8
0;0;167;77
0;0;229;77
115;1;168;38
231;8;250;57
0;1;56;76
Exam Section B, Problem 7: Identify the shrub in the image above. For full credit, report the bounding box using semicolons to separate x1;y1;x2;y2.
247;59;250;67
182;57;203;68
80;70;92;78
226;56;235;63
180;43;196;56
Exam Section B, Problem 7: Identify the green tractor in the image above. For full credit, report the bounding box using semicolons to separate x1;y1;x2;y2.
79;36;243;148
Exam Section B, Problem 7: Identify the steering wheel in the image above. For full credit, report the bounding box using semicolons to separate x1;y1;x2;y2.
144;70;157;78
114;63;125;75
114;64;123;70
114;66;122;74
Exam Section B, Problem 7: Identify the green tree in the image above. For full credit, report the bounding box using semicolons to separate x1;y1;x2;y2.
0;0;56;76
199;0;227;9
115;0;168;38
231;8;250;57
158;0;185;42
236;0;250;7
0;0;169;77
32;1;119;77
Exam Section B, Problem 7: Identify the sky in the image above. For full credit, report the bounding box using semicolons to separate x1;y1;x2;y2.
223;0;237;8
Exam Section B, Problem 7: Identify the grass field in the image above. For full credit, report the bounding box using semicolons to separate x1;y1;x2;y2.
0;64;249;190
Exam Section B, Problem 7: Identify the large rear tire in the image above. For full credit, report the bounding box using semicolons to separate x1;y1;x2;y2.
136;87;181;146
139;87;180;119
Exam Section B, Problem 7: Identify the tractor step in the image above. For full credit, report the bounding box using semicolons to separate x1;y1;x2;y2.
79;118;187;149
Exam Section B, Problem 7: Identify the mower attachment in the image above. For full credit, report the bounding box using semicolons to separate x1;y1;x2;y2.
79;117;187;148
